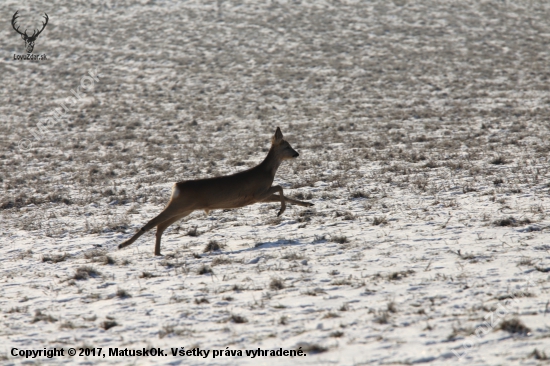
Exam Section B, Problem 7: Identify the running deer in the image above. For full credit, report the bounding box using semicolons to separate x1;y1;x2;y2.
119;127;313;255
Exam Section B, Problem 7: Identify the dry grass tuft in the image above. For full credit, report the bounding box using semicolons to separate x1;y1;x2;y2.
100;320;118;330
499;318;531;335
203;240;224;253
228;314;248;324
331;235;348;244
490;156;507;165
493;217;531;227
42;253;68;263
388;270;415;281
197;265;214;275
269;277;285;290
530;349;549;360
73;266;102;280
372;216;387;226
116;289;132;299
31;310;57;323
296;343;328;354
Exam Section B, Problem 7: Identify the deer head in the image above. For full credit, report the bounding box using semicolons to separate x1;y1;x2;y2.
12;11;49;54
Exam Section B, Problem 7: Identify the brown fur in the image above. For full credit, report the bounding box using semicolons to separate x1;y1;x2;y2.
118;127;313;255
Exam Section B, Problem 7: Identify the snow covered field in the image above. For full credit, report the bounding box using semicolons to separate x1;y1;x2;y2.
1;0;550;364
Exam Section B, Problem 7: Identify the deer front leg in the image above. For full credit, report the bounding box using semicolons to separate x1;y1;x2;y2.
262;194;314;207
256;185;286;216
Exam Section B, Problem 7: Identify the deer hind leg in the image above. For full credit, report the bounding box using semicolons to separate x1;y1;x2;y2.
154;212;191;256
118;209;178;250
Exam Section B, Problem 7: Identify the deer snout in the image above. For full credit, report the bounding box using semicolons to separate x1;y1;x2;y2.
293;152;299;158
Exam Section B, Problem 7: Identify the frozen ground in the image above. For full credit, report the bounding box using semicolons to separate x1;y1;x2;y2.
1;0;550;364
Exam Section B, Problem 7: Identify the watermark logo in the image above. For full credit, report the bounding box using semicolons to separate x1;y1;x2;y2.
11;10;48;54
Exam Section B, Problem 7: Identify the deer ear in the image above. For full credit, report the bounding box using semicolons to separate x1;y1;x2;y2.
273;127;283;143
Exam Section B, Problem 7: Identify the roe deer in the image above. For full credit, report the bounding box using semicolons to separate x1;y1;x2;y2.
119;127;313;255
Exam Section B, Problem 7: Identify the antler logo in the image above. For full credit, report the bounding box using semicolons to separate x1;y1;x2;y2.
11;10;49;54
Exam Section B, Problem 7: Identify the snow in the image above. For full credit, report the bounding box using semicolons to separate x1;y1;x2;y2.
1;0;550;365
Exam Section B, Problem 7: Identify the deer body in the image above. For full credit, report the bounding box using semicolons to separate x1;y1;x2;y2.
119;127;313;255
174;162;275;210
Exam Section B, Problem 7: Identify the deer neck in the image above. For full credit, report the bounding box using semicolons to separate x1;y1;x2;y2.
260;147;283;178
